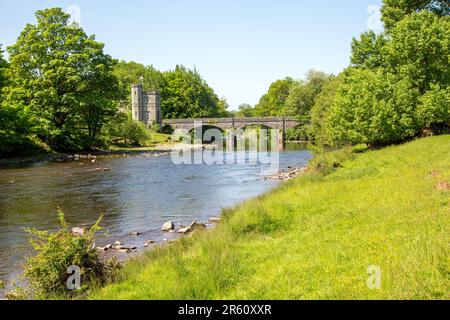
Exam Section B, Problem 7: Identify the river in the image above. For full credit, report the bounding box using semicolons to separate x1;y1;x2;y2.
0;143;311;287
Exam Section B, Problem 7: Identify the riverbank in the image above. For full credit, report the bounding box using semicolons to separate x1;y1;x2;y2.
92;135;450;300
0;143;207;168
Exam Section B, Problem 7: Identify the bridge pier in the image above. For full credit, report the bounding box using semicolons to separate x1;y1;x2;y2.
226;131;236;150
276;129;286;150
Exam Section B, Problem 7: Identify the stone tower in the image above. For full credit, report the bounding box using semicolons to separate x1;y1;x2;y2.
131;84;162;126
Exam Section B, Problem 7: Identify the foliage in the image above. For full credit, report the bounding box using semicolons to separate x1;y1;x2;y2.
93;136;450;300
104;112;151;146
0;45;8;97
113;61;164;100
161;65;227;119
6;8;119;151
234;103;256;117
381;0;449;31
254;77;293;116
284;71;331;117
417;84;450;130
24;209;108;298
321;11;449;147
351;31;387;69
310;73;345;145
382;11;449;94
327;68;420;146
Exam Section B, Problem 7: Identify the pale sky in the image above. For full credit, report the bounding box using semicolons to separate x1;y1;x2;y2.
0;0;383;110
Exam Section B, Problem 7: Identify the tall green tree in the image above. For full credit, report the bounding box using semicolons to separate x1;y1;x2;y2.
235;103;256;117
161;65;224;119
327;68;419;146
284;71;331;118
0;45;8;98
0;45;36;155
113;61;164;100
323;10;449;147
382;11;450;94
381;0;449;31
310;73;344;145
7;8;118;151
351;31;387;69
254;77;293;116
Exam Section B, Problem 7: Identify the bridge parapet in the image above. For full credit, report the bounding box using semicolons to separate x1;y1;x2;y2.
162;117;302;131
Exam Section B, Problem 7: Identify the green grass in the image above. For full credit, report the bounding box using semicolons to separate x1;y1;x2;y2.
92;136;450;300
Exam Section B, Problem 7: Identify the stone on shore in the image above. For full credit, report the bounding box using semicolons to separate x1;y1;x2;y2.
144;240;155;247
177;227;192;234
97;244;113;251
208;217;221;223
161;221;175;232
189;221;206;230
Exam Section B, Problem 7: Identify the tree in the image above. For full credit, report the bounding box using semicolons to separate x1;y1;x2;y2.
327;68;419;146
417;84;450;130
382;11;450;94
351;31;387;69
113;61;164;100
381;0;449;31
7;8;119;151
235;103;256;117
321;10;449;147
161;65;223;119
310;73;345;145
254;77;293;116
0;45;8;99
0;45;35;156
284;71;331;118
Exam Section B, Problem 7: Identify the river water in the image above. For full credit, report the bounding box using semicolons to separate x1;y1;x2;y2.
0;144;311;286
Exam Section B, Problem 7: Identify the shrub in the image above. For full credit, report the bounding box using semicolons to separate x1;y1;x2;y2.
23;209;109;298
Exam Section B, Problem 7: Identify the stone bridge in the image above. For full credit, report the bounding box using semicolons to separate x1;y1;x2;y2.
161;117;303;148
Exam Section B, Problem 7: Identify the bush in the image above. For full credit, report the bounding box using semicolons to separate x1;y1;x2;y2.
103;112;151;147
417;84;450;131
23;209;109;298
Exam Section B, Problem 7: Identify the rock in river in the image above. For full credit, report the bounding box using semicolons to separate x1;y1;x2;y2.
129;231;142;236
161;221;175;232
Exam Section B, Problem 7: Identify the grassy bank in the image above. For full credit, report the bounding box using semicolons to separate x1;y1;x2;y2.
92;136;450;300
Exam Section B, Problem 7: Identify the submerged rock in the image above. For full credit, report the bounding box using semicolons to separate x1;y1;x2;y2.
129;231;142;236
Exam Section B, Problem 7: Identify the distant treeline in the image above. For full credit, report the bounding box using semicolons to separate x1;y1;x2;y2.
0;1;449;156
234;0;449;146
0;8;229;156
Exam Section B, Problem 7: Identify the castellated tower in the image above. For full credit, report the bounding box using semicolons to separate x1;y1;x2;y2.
131;84;162;126
131;84;143;122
